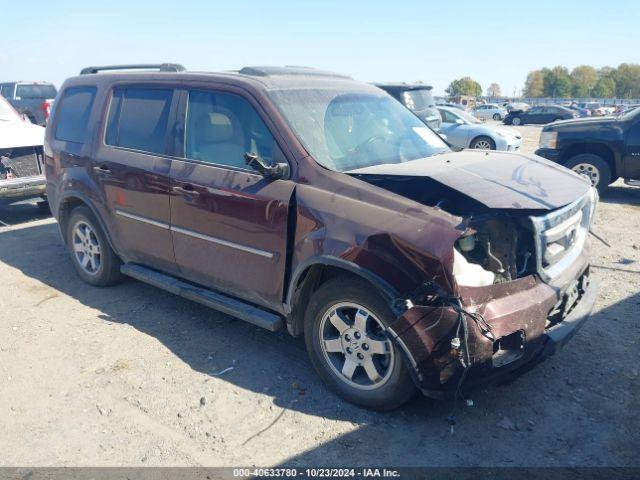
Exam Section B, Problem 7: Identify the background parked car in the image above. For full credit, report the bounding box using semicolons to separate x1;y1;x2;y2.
505;101;530;113
504;105;576;125
0;94;47;202
376;83;441;130
568;104;591;117
472;103;508;121
0;81;57;125
438;106;522;151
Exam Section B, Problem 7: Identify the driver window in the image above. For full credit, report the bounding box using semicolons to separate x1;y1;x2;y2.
440;110;458;123
185;90;276;170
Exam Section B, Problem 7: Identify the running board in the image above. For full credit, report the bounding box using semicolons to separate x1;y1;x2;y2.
120;264;284;332
624;178;640;187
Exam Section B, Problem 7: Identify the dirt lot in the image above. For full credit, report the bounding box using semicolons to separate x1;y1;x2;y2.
0;124;639;467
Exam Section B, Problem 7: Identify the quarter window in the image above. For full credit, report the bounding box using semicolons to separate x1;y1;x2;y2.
55;86;97;144
105;87;173;155
185;90;277;171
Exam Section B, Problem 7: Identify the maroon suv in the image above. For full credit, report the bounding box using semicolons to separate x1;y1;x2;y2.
44;64;598;410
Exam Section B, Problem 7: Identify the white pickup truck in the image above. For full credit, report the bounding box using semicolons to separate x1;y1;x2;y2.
0;94;46;201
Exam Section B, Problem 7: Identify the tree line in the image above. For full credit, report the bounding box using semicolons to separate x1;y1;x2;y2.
523;64;640;98
444;63;640;99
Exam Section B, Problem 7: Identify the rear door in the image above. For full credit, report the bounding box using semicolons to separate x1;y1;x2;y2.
169;86;295;310
91;85;178;274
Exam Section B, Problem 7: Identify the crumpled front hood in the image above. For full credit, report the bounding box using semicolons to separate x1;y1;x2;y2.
0;120;45;149
347;150;591;210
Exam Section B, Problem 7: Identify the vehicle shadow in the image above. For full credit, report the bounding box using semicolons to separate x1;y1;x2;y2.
0;198;51;225
0;219;432;422
600;181;640;207
0;220;637;466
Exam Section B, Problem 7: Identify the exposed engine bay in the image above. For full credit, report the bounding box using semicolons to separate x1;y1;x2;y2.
351;174;551;286
0;146;44;180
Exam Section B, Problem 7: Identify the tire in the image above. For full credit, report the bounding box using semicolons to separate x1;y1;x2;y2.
492;113;501;120
564;153;612;194
304;276;417;410
66;206;125;286
511;116;522;126
470;136;496;150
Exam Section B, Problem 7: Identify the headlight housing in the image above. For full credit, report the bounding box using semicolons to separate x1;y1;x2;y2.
539;131;558;149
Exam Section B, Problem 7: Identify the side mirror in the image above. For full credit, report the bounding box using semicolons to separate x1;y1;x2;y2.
455;119;464;125
244;152;289;179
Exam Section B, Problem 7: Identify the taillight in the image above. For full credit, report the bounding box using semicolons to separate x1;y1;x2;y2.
41;100;52;121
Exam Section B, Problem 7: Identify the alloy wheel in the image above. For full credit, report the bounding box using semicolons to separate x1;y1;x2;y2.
319;302;394;390
72;220;102;275
473;139;493;149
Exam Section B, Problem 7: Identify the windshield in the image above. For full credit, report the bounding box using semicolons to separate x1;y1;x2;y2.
401;89;435;111
0;95;21;121
269;88;450;172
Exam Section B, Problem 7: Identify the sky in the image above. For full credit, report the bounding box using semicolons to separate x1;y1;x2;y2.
2;0;638;96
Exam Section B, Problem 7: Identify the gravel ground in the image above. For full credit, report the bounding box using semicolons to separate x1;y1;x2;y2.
0;124;638;467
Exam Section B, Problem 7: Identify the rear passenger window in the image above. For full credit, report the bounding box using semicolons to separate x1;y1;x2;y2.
185;90;276;170
55;87;97;143
105;87;173;155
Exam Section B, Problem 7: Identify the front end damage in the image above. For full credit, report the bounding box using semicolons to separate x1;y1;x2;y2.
354;172;599;398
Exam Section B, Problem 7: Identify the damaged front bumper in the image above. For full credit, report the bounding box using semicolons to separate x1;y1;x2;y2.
0;175;46;200
388;267;598;399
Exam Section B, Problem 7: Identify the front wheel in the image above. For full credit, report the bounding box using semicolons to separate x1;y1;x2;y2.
304;276;417;410
470;136;496;150
511;116;522;126
564;154;612;194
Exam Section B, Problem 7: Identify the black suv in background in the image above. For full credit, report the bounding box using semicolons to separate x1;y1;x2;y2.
376;84;441;131
0;81;57;125
536;108;640;193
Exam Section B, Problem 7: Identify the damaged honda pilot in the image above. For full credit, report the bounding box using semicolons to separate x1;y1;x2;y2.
45;65;599;410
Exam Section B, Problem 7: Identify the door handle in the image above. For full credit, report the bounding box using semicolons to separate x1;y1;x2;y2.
93;164;111;175
173;185;200;196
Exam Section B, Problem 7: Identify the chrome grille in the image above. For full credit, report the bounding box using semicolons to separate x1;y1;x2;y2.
530;188;597;283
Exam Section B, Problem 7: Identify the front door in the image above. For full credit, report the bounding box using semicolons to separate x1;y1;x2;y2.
623;117;640;180
169;88;295;311
92;85;178;274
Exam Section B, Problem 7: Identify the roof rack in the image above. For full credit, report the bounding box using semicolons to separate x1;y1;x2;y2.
79;63;186;75
238;66;351;79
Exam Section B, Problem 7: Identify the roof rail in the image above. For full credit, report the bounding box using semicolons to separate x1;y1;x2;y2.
238;66;351;79
79;63;186;75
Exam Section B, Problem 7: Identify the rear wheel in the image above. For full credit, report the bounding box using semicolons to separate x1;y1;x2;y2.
66;206;125;286
470;136;496;150
304;276;417;410
564;154;611;194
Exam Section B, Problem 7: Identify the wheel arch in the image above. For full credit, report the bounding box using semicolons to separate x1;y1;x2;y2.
284;256;400;338
561;142;618;179
57;191;118;254
469;134;496;149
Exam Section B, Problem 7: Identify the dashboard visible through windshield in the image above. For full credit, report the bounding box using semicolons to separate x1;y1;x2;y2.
269;88;450;172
